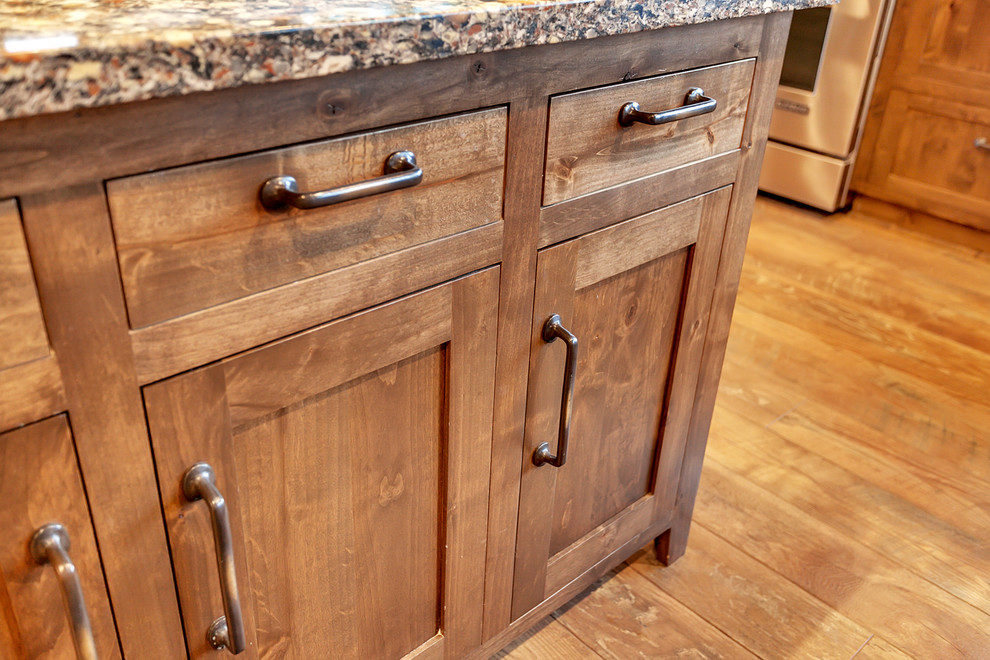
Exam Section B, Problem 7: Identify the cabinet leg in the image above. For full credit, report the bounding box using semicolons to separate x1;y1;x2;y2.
654;514;691;566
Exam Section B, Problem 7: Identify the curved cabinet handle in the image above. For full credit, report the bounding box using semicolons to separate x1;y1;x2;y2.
534;314;579;468
183;463;247;655
260;150;423;210
618;87;718;127
30;523;99;660
976;137;989;151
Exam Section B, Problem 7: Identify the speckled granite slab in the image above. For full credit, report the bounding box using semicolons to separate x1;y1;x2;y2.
0;0;832;121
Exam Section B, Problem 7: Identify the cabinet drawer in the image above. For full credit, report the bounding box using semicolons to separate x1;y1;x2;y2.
107;108;507;329
543;60;755;206
0;199;64;431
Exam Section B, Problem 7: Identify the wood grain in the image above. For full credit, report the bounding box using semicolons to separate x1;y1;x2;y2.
108;108;506;327
633;525;877;659
146;269;498;659
483;96;548;640
0;355;65;433
538;150;739;248
697;459;990;658
0;416;121;660
130;220;501;383
512;188;729;618
493;618;597;659
544;59;755;205
552;565;757;659
18;184;188;660
0;199;49;372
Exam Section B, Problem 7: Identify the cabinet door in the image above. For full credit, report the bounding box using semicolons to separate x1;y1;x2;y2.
0;416;121;659
512;188;731;618
144;268;498;660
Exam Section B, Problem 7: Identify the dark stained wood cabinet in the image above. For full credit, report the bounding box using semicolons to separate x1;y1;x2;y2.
0;11;792;659
143;270;498;659
512;188;732;619
0;417;121;660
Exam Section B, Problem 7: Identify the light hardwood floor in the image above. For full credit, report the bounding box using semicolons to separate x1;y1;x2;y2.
494;195;990;659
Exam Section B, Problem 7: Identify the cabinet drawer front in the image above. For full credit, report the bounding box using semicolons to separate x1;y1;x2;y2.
0;199;64;432
144;269;499;659
108;108;507;328
543;60;755;205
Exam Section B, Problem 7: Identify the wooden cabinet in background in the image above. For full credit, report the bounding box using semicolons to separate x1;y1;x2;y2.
853;0;990;230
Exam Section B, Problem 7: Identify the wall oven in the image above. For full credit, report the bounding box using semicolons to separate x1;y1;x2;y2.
759;0;897;211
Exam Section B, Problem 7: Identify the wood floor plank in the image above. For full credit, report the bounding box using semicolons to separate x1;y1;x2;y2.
492;618;599;659
736;265;990;405
695;459;990;659
630;525;873;659
716;361;990;525
553;565;758;659
724;311;990;479
750;198;990;309
707;406;990;616
851;636;913;659
744;205;990;354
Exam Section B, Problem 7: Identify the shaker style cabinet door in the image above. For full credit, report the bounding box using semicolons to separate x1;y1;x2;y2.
512;187;732;619
144;269;498;660
0;416;121;660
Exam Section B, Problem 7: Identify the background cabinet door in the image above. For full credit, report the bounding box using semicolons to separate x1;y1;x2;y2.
512;187;732;619
144;269;498;660
0;415;121;659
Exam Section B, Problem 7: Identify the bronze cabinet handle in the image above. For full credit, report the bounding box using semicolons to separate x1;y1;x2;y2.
30;524;99;660
618;87;718;127
534;314;579;468
183;463;247;655
260;150;423;210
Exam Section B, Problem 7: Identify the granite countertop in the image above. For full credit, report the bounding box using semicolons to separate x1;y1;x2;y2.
0;0;831;122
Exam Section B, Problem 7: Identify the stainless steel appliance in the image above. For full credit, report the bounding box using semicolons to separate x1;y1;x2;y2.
759;0;897;211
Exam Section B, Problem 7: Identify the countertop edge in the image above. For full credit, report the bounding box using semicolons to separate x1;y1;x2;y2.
0;0;833;122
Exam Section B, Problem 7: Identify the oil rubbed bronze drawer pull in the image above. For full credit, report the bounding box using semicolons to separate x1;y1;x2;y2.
30;524;99;660
534;314;579;468
183;463;247;655
260;150;422;210
618;87;717;127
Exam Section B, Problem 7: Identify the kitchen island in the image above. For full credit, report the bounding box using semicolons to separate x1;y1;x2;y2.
1;1;828;658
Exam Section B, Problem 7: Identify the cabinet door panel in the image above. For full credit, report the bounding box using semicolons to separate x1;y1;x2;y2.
145;269;498;660
0;416;121;659
512;188;731;618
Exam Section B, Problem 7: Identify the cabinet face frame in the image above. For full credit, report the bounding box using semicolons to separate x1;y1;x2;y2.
143;268;499;660
511;187;732;619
